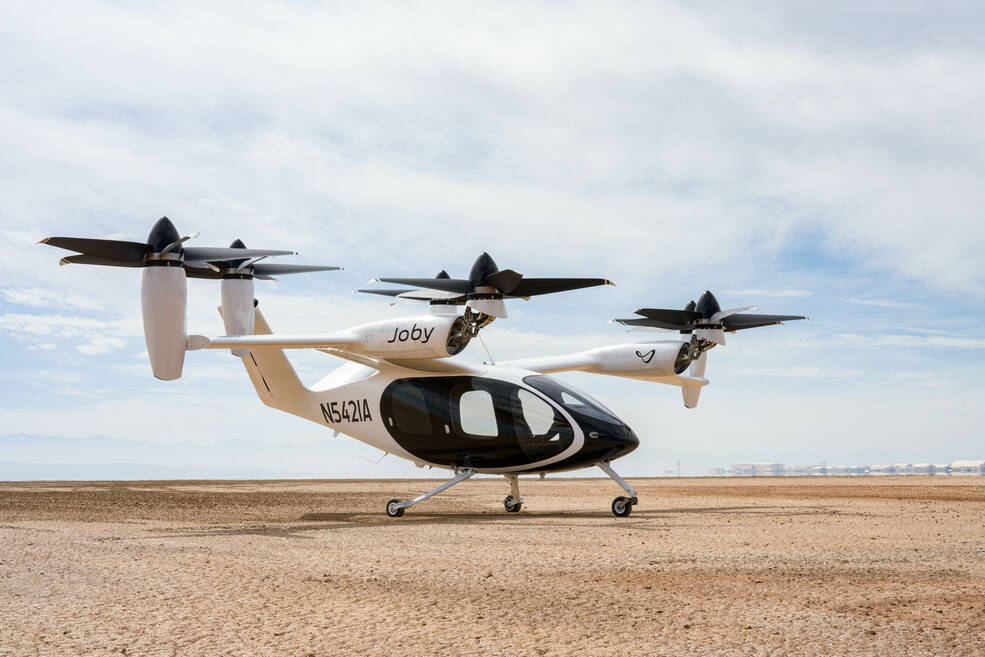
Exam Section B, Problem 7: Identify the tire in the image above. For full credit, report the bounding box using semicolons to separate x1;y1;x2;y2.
611;496;632;518
503;495;522;513
386;498;405;518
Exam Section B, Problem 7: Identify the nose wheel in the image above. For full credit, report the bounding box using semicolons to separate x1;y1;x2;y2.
503;495;522;512
599;461;639;518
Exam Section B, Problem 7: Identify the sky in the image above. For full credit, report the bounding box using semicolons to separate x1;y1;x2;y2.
1;1;984;477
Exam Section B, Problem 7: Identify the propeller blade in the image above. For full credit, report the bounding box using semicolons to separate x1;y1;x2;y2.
722;313;807;331
252;263;341;276
357;288;466;303
613;317;691;330
183;246;295;261
711;306;758;322
509;278;613;297
399;290;466;301
356;288;408;297
184;265;224;280
58;254;145;268
634;308;702;324
373;277;474;294
40;237;150;262
161;232;200;255
486;269;523;294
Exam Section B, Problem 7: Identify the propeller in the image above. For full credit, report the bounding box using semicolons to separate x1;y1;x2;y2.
40;217;340;279
614;290;806;343
193;238;341;281
357;271;454;299
358;252;613;317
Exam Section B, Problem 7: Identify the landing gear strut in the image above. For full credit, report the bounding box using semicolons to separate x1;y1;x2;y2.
503;473;523;512
385;468;476;517
599;461;637;518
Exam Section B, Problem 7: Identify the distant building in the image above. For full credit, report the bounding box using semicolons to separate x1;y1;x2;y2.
731;463;784;476
950;460;985;476
717;459;982;477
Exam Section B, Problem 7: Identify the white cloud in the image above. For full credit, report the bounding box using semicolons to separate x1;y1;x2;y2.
831;333;985;349
734;366;859;378
841;296;919;309
722;289;813;297
1;287;103;311
75;336;127;355
0;312;141;355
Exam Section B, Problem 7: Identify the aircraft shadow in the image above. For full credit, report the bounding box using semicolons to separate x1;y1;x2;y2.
146;504;852;539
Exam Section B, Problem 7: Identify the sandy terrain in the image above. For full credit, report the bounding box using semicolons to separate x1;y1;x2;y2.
1;476;983;656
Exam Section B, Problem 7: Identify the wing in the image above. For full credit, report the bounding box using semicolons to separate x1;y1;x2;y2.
187;332;356;351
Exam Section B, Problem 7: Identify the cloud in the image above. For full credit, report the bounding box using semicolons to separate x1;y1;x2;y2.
0;312;141;355
734;366;859;378
1;287;104;311
841;296;919;309
721;289;813;297
831;333;985;349
2;2;984;295
75;336;127;355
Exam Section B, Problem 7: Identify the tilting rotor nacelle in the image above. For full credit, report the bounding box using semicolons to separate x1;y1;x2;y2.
41;217;339;380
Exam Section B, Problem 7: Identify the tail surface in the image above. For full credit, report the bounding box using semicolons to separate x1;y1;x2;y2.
682;352;707;408
239;305;315;417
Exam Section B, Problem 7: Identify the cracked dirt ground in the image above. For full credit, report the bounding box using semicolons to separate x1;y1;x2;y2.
1;476;983;656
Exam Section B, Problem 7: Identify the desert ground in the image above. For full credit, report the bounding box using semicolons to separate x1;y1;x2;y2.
1;477;983;656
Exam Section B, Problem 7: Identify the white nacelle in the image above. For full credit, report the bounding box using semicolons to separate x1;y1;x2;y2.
220;277;255;357
141;265;187;380
503;341;692;383
573;342;688;380
348;315;458;359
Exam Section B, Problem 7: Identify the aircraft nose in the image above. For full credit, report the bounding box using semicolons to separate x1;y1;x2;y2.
583;422;639;460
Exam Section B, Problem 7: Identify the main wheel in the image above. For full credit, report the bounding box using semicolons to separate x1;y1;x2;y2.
611;496;632;517
386;498;405;517
503;495;522;513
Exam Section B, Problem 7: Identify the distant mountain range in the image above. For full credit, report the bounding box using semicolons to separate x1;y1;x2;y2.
0;433;425;480
0;434;965;481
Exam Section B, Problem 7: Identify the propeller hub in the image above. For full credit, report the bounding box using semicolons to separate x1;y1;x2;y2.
469;252;499;287
695;290;721;320
146;217;182;255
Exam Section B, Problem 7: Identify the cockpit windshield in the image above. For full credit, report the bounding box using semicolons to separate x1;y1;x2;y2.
523;375;623;424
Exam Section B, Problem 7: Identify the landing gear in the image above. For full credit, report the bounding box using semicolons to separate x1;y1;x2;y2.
386;498;405;517
611;496;633;517
503;473;524;512
599;461;638;518
384;468;476;517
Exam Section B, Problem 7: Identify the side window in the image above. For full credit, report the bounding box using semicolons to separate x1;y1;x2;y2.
456;389;499;438
391;383;432;436
518;389;557;439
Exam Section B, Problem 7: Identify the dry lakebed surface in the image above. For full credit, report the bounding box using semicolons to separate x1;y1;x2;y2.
1;476;983;656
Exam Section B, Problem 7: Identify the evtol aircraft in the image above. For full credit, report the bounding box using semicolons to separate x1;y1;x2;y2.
41;217;805;517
